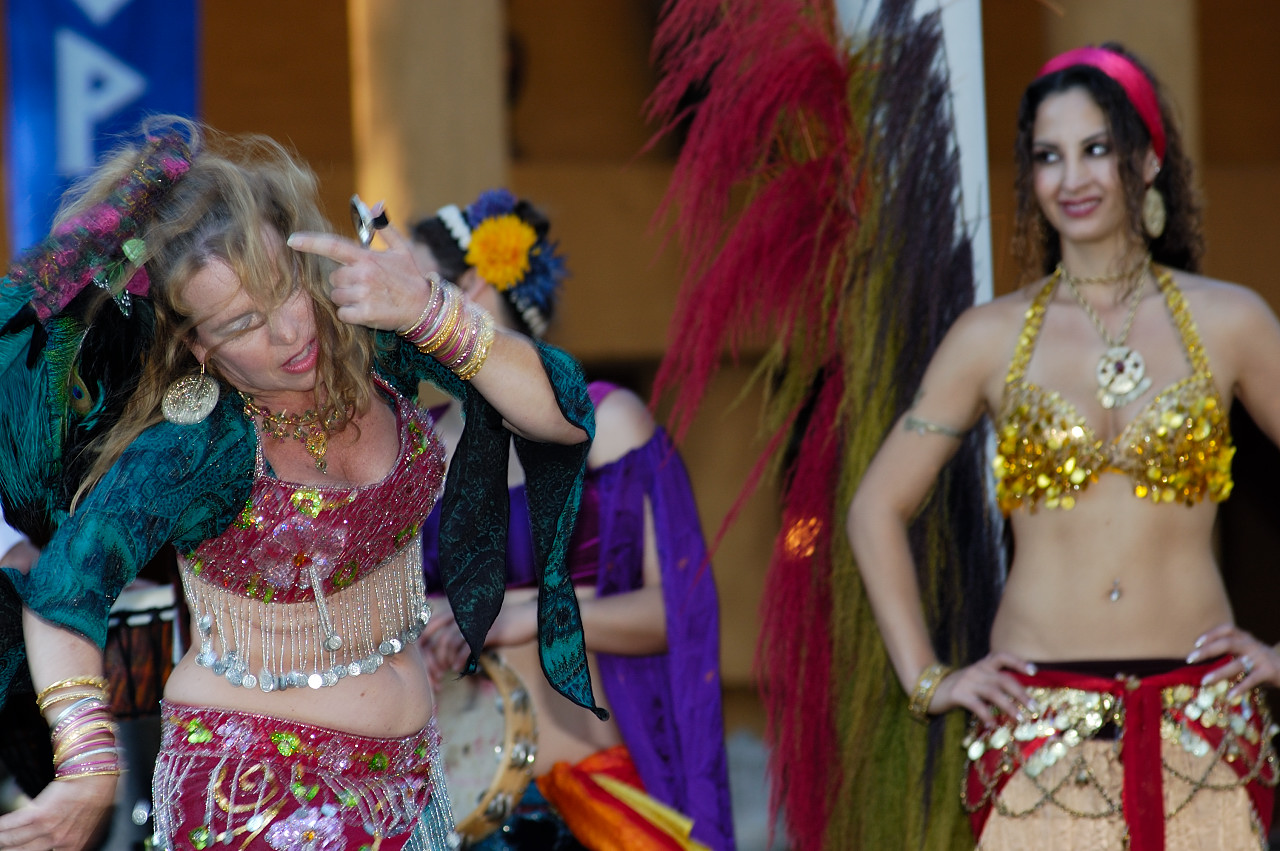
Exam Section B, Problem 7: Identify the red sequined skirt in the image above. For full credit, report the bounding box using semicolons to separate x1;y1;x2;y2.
153;702;448;850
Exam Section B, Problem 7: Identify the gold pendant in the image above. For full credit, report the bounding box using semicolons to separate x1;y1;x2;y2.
1095;346;1151;409
304;431;329;473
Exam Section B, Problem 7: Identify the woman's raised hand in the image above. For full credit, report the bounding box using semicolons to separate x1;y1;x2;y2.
287;215;433;334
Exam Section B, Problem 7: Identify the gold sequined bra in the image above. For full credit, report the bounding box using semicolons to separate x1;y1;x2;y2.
994;267;1234;513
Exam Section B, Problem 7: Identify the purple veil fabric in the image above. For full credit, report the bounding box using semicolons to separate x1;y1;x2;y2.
590;414;735;850
422;384;735;850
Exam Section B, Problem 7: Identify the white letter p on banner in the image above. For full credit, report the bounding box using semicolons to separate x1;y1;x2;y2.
55;27;147;175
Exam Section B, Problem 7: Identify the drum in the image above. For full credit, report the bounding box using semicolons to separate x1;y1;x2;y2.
434;651;538;846
102;583;182;851
105;583;182;719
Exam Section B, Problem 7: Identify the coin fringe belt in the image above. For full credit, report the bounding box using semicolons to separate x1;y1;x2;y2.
962;659;1278;851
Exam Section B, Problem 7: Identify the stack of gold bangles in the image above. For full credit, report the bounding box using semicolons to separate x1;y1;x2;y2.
400;273;496;381
37;675;122;780
908;662;953;723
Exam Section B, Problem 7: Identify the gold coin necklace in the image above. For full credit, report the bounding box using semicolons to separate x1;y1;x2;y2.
1058;258;1151;410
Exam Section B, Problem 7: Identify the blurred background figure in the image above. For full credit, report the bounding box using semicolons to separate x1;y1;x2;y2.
414;189;736;851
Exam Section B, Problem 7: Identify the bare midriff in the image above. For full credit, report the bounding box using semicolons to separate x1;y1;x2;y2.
164;640;435;739
991;475;1232;662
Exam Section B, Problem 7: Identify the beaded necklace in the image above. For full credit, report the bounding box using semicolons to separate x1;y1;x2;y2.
240;395;348;473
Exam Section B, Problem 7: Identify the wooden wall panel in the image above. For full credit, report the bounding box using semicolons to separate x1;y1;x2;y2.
348;0;506;224
511;161;681;360
202;0;356;226
1199;0;1280;165
507;0;669;162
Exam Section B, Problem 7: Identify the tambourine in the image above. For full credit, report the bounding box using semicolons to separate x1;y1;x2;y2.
434;651;538;846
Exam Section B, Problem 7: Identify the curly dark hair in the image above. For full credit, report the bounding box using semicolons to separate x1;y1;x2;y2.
1011;43;1203;280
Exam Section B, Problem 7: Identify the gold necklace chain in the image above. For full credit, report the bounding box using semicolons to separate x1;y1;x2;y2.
241;395;347;474
1056;251;1150;285
1058;258;1150;348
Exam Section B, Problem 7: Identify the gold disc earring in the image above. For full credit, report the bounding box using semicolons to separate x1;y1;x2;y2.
162;360;220;425
1142;185;1166;239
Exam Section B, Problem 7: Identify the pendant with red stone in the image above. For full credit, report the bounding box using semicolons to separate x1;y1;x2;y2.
1095;345;1151;409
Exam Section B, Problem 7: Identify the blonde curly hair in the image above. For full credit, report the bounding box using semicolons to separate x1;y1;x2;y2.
74;117;376;502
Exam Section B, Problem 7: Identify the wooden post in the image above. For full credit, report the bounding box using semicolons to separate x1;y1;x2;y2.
347;0;507;223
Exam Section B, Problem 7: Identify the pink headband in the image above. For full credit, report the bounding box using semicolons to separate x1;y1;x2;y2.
1037;46;1166;164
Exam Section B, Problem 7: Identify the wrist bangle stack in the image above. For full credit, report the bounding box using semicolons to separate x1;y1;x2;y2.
400;284;442;339
397;273;496;381
39;675;123;781
908;662;952;723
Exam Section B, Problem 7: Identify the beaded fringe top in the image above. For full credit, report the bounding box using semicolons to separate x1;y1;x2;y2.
180;380;446;691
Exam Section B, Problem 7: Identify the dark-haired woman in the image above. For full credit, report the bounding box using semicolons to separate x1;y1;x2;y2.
411;190;735;851
847;44;1280;848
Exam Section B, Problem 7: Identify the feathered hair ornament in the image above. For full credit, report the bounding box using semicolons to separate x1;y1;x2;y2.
647;1;1002;848
0;128;193;545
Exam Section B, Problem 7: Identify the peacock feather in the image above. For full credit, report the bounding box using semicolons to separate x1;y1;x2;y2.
0;129;184;547
0;291;153;547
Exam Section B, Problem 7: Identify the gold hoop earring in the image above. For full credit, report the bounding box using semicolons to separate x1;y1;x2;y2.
1142;185;1166;239
161;360;220;425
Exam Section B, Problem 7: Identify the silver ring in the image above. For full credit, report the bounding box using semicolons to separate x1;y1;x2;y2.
350;195;390;247
1241;655;1254;674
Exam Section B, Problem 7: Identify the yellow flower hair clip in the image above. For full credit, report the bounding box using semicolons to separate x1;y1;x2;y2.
465;214;538;291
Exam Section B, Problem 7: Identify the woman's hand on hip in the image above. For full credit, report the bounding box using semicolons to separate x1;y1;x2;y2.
1190;623;1280;697
930;651;1039;727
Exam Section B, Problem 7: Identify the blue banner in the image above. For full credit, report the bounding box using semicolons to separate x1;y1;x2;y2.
6;0;197;251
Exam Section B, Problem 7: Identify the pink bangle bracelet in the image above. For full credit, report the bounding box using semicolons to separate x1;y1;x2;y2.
55;757;121;778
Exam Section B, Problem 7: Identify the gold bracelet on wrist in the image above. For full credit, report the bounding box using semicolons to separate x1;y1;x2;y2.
36;676;108;706
400;298;435;340
418;288;464;355
453;309;496;380
37;688;105;713
907;662;952;723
